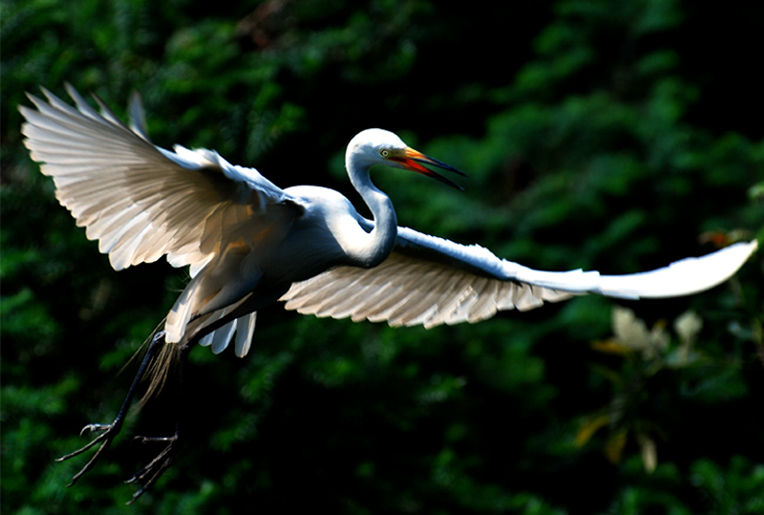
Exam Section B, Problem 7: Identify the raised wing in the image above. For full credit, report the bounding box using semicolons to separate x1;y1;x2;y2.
281;225;758;328
20;84;298;273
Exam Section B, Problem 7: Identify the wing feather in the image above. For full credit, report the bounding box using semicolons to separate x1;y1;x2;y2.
281;225;757;329
20;84;298;272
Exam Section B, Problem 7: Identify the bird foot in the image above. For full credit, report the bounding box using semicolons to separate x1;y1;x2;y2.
56;421;124;487
124;432;181;504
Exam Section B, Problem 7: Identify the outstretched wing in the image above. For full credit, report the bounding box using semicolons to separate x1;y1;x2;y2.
20;84;299;273
281;225;758;328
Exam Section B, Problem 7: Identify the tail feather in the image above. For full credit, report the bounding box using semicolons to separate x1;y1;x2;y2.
166;249;263;343
234;312;257;357
210;319;238;354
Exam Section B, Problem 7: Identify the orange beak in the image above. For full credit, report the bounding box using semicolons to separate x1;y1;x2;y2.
391;147;465;190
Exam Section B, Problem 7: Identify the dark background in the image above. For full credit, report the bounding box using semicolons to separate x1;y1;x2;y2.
2;0;763;513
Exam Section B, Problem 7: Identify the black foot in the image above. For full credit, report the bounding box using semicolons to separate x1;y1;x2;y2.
55;330;169;499
56;421;123;487
125;433;180;504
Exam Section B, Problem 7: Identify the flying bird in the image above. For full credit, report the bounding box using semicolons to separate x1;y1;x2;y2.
20;85;758;501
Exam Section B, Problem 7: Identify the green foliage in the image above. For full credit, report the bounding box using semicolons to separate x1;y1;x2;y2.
2;0;763;513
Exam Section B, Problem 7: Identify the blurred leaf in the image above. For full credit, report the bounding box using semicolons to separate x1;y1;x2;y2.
604;428;628;464
637;433;657;473
575;412;609;447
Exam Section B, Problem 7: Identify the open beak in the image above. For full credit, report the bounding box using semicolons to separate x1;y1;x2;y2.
393;147;466;191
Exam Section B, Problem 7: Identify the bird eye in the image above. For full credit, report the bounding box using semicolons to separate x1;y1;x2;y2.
380;149;390;158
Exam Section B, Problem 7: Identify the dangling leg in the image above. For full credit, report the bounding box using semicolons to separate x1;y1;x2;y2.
125;341;191;503
57;330;166;486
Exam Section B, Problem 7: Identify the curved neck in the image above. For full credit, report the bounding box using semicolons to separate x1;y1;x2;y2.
345;152;398;267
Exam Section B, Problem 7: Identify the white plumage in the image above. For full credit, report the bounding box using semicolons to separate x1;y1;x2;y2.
20;85;759;359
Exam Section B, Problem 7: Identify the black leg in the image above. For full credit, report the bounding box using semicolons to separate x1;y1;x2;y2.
124;341;191;504
56;330;167;486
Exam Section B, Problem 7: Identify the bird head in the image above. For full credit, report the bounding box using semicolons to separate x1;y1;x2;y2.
347;129;465;190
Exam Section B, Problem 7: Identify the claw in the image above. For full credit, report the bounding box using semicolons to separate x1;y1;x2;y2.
56;422;122;487
134;435;176;443
79;423;111;436
125;433;180;504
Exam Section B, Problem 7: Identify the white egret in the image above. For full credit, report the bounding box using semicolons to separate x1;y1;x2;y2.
20;85;758;501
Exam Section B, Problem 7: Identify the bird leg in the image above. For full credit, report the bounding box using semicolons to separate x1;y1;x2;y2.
124;340;191;503
56;330;167;487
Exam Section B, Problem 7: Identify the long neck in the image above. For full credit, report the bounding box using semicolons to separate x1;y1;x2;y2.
344;153;398;268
